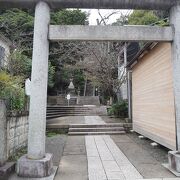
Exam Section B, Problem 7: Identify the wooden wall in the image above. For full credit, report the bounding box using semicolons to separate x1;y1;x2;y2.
132;43;176;150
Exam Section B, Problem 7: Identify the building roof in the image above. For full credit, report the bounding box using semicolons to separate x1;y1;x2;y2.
126;42;158;69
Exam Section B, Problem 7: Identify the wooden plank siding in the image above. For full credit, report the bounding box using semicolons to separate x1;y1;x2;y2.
132;43;176;150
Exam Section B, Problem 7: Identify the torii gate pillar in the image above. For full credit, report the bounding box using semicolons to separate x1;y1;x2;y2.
167;4;180;175
16;1;53;178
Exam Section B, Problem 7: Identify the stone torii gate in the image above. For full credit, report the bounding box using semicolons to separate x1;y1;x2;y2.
0;0;179;178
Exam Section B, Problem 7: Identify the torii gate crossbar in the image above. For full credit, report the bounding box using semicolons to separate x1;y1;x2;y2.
49;25;173;42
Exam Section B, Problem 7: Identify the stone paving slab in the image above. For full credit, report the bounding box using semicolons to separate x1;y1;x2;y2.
63;145;86;155
86;135;143;180
85;116;105;124
46;135;67;166
65;135;85;145
55;136;88;180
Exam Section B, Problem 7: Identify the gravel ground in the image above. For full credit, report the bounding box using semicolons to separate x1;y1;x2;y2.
102;116;169;163
7;135;67;180
46;134;67;166
112;132;175;178
127;132;170;164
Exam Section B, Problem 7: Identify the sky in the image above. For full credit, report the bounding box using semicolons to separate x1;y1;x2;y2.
81;9;132;25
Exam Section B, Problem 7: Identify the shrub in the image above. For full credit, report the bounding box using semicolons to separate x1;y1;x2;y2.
108;100;128;118
0;71;26;111
9;50;31;78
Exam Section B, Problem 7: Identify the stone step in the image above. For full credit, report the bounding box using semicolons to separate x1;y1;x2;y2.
46;114;93;119
47;106;94;108
46;123;132;130
69;123;125;128
46;110;92;113
47;113;91;116
46;124;69;129
47;107;92;110
46;111;91;115
47;109;92;112
46;114;92;119
69;127;125;132
47;110;93;113
46;105;98;119
68;131;126;136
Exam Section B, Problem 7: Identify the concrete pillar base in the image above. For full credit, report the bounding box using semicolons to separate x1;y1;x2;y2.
163;151;180;176
168;151;180;172
17;153;53;178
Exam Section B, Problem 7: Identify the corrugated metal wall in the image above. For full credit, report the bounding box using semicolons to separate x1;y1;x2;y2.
132;43;176;150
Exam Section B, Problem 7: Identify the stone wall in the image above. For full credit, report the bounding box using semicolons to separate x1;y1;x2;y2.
0;99;29;163
77;96;100;106
7;113;29;157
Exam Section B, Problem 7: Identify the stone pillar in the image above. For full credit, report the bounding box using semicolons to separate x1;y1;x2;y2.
17;1;53;178
28;1;50;160
0;99;7;166
170;4;180;152
167;4;180;175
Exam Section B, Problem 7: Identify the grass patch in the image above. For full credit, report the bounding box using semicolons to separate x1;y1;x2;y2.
8;147;27;162
46;129;68;137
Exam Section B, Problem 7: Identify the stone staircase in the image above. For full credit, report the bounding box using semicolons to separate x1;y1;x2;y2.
47;96;100;106
68;123;126;135
46;106;97;119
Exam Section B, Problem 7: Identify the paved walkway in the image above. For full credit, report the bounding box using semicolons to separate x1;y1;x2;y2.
55;116;180;180
8;116;180;180
86;135;142;180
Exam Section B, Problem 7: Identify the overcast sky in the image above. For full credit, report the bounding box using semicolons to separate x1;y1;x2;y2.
82;9;132;25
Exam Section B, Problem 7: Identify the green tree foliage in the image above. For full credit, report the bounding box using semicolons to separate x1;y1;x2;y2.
9;50;32;78
49;10;88;95
108;100;128;118
0;9;88;95
51;9;88;25
9;50;55;88
0;9;34;54
73;69;85;91
128;10;160;25
48;62;55;88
